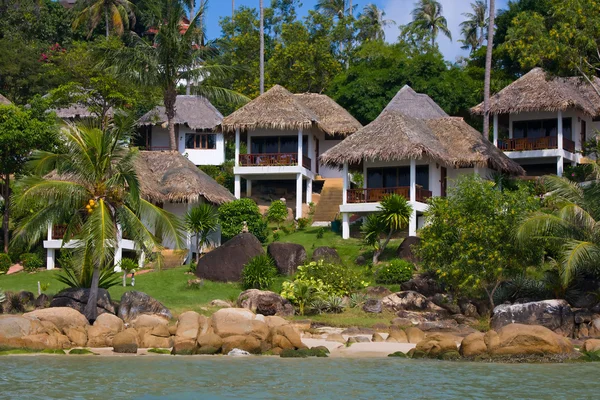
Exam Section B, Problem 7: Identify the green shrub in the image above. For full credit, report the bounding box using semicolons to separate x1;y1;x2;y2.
316;227;325;239
349;292;368;308
241;254;278;290
325;295;344;313
0;288;5;303
297;218;310;230
21;253;43;272
218;198;269;243
295;260;369;296
3;292;24;314
267;200;288;227
0;253;11;273
272;231;281;242
375;259;414;284
55;250;120;289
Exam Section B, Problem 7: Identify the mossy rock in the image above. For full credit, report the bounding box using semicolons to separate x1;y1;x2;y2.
438;351;461;361
42;349;66;355
388;351;408;358
408;349;427;359
280;349;308;358
196;346;219;355
69;349;96;355
171;348;195;356
310;346;330;354
580;350;600;362
0;348;40;356
148;348;172;355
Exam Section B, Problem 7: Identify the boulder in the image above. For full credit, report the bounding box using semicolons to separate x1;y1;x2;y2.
396;236;421;263
141;332;172;348
415;333;459;358
382;291;447;313
491;324;574;356
171;338;197;355
366;286;392;298
131;314;169;330
0;315;44;339
209;300;231;308
491;300;574;336
264;316;288;328
237;289;294;317
175;311;203;340
416;320;459;332
118;291;171;323
326;333;346;343
272;334;294;350
221;335;262;354
211;308;269;340
267;242;306;275
24;307;89;333
196;233;264;282
459;332;487;357
484;330;500;350
87;313;124;347
20;333;71;350
388;327;408;343
273;325;304;349
400;275;442;297
362;299;382;314
372;333;385;342
197;332;223;351
460;302;480;319
582;339;600;352
405;327;425;344
431;294;461;315
64;326;88;347
311;247;341;264
589;318;600;337
355;255;367;265
34;294;49;309
112;328;138;354
49;288;115;316
18;291;35;306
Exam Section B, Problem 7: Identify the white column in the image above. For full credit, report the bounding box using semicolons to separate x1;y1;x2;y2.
308;133;315;172
234;175;241;199
247;179;252;197
295;173;303;219
493;114;499;147
234;128;240;166
46;249;55;270
47;224;53;241
557;156;564;177
409;159;416;202
342;162;349;205
114;224;123;272
186;203;193;264
306;178;312;204
298;128;303;167
557;111;563;150
342;213;350;239
408;210;417;236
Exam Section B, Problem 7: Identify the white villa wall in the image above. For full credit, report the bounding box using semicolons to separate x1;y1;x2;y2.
317;131;344;178
151;126;226;166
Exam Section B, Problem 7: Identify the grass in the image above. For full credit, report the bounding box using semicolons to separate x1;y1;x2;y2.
290;308;394;328
0;348;66;356
68;348;97;355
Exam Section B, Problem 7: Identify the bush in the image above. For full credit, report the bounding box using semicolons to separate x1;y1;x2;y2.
241;254;278;290
0;288;5;303
55;251;120;289
267;200;288;227
218;198;269;243
272;231;281;242
297;218;310;230
21;253;43;272
375;259;414;284
0;253;11;274
295;260;369;296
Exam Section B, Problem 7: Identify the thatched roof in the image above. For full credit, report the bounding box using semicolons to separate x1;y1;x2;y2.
136;151;234;205
471;68;600;116
0;94;11;105
138;95;223;131
221;85;361;136
52;104;113;119
383;85;448;120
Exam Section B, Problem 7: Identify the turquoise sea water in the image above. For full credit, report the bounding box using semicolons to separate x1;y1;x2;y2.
1;356;599;399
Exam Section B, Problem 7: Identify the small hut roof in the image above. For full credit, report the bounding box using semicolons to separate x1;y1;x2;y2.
0;93;11;105
52;104;113;119
384;85;448;120
138;95;223;131
221;85;361;136
136;151;234;205
471;68;600;116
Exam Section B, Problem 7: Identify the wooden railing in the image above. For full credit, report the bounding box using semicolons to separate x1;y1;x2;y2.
302;155;312;170
498;137;576;153
239;153;311;171
52;225;68;240
347;187;432;204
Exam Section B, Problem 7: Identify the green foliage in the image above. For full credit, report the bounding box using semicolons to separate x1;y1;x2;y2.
199;162;235;192
0;288;5;303
418;175;543;306
241;255;278;290
294;260;369;296
218;198;268;243
349;292;368;308
297;218;310;230
316;228;325;239
0;253;11;274
272;231;281;242
21;253;43;272
119;258;138;273
3;292;24;314
148;348;172;354
267;200;288;227
375;259;414;285
68;348;96;355
55;251;121;290
185;203;220;263
325;294;345;313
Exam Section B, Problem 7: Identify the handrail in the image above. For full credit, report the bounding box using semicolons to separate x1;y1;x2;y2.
346;187;432;204
239;153;299;167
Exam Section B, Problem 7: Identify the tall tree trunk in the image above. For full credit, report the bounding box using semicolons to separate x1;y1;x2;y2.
2;174;9;253
105;6;109;39
483;0;496;139
232;0;234;19
259;0;265;94
164;86;178;151
84;266;100;322
195;234;200;264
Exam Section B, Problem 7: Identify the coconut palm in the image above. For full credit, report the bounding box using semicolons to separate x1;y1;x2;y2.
409;0;452;47
357;4;395;42
185;203;219;264
73;0;136;39
362;194;413;264
105;0;247;151
517;176;600;285
459;0;487;52
483;0;495;139
315;0;348;20
11;117;185;322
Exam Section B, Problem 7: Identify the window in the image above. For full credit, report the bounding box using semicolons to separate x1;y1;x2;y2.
250;136;309;155
185;133;217;149
512;118;572;140
367;165;429;190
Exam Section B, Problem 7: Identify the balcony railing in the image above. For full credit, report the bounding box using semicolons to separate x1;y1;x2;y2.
239;153;312;171
52;225;68;240
346;186;432;204
498;137;576;153
302;155;312;170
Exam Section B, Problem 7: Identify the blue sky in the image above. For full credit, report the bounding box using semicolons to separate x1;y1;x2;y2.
204;0;510;61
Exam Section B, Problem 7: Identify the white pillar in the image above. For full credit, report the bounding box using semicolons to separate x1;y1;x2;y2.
308;133;315;172
234;175;241;199
234;128;240;166
114;224;123;272
295;173;303;219
298;127;303;167
247;179;252;197
306;178;312;204
186;231;193;265
342;213;350;239
408;210;417;236
493;114;498;147
46;249;55;270
557;111;563;150
409;159;416;202
342;162;349;205
557;156;564;177
47;223;53;241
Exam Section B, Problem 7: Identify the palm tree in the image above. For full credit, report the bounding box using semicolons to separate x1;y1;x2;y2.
106;0;247;151
73;0;136;39
518;176;600;285
357;4;395;42
483;0;495;139
409;0;452;47
315;0;347;20
185;203;219;264
459;0;487;52
362;194;413;264
259;0;265;94
12;118;184;322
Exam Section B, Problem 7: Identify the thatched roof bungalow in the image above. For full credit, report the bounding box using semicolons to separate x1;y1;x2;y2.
139;95;223;131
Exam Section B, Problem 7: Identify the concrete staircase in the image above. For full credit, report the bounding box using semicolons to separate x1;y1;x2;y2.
312;178;343;223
